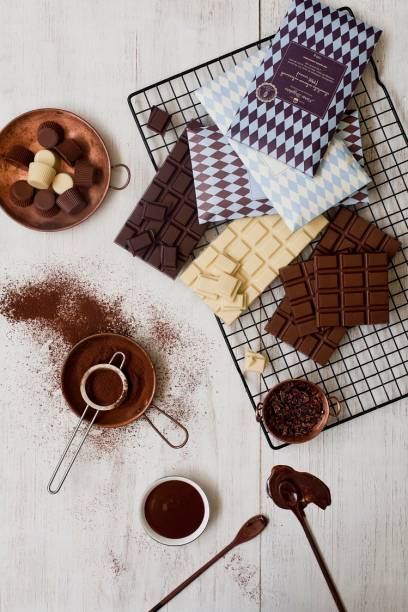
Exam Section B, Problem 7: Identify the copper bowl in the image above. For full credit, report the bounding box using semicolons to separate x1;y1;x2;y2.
0;108;130;231
256;379;341;444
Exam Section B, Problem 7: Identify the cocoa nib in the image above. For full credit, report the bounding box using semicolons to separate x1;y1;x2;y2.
264;380;324;437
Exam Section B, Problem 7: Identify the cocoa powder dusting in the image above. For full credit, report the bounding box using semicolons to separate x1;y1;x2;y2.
224;552;260;603
85;368;124;406
0;271;132;346
0;267;209;458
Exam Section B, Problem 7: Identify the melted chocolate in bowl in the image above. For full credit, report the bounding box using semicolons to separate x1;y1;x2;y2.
144;480;205;539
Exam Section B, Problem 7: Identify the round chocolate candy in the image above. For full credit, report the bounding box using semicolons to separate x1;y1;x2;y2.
5;145;34;170
74;160;97;188
37;121;64;148
27;161;56;190
57;187;87;215
55;139;83;166
52;172;74;195
34;149;60;169
33;189;59;217
10;180;35;207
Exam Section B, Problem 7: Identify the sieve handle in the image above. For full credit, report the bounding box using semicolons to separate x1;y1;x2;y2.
143;405;189;449
47;351;126;494
47;405;99;494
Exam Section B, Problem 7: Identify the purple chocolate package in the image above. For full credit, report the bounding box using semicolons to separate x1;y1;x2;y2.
227;0;382;176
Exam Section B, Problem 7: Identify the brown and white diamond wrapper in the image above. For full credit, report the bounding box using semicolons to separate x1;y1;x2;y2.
187;123;275;224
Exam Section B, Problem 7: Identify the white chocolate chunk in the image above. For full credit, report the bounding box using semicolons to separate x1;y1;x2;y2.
221;293;246;311
34;149;59;169
216;272;241;298
244;350;266;373
52;172;74;195
213;253;238;274
195;274;219;297
27;162;56;190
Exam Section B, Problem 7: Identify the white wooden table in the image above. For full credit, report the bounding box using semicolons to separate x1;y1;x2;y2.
1;1;407;611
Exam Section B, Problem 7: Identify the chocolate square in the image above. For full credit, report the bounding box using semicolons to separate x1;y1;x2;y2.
147;106;171;134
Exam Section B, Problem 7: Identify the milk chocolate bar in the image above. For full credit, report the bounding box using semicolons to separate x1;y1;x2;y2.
280;208;401;337
265;298;346;366
315;207;400;258
279;260;318;337
115;128;207;278
314;252;389;327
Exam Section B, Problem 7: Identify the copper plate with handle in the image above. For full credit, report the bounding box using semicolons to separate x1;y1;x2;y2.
0;107;130;231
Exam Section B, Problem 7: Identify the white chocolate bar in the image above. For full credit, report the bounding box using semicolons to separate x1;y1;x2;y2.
180;214;328;325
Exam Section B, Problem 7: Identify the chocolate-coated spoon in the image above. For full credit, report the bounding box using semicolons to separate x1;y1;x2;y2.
148;514;268;612
267;466;346;612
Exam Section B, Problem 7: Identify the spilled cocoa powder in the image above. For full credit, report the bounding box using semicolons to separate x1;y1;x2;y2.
224;552;260;603
0;271;133;346
0;268;208;457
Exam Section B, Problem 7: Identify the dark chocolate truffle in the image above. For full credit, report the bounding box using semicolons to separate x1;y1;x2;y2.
55;139;83;166
10;180;35;207
74;160;97;188
5;145;34;170
147;106;171;134
57;187;87;215
37;121;64;148
33;189;59;217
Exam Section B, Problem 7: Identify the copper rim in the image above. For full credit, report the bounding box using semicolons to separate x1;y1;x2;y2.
60;333;156;428
0;108;111;232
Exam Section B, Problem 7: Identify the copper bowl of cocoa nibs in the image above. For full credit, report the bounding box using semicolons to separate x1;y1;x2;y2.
256;379;341;444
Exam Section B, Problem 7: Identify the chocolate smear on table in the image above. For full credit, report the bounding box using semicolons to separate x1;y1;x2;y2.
263;380;324;438
267;465;331;512
0;267;209;458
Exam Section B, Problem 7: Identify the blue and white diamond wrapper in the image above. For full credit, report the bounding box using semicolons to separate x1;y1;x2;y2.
195;52;370;231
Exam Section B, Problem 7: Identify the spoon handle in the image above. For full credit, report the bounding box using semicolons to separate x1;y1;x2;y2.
147;540;235;612
296;513;347;612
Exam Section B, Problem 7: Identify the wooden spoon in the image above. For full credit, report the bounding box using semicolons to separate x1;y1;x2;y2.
148;514;268;612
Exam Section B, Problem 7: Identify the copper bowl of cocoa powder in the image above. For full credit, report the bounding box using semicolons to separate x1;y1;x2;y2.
256;379;341;444
61;333;156;427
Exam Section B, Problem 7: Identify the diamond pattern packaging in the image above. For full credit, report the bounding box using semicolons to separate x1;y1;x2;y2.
187;123;275;224
337;108;369;207
236;132;369;230
227;0;382;176
195;50;371;230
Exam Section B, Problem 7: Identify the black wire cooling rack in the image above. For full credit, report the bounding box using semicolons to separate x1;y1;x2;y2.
128;27;408;449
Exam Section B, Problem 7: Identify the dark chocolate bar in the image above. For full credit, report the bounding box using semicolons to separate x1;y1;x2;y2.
314;252;389;327
115;128;207;278
314;207;401;258
265;298;346;366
